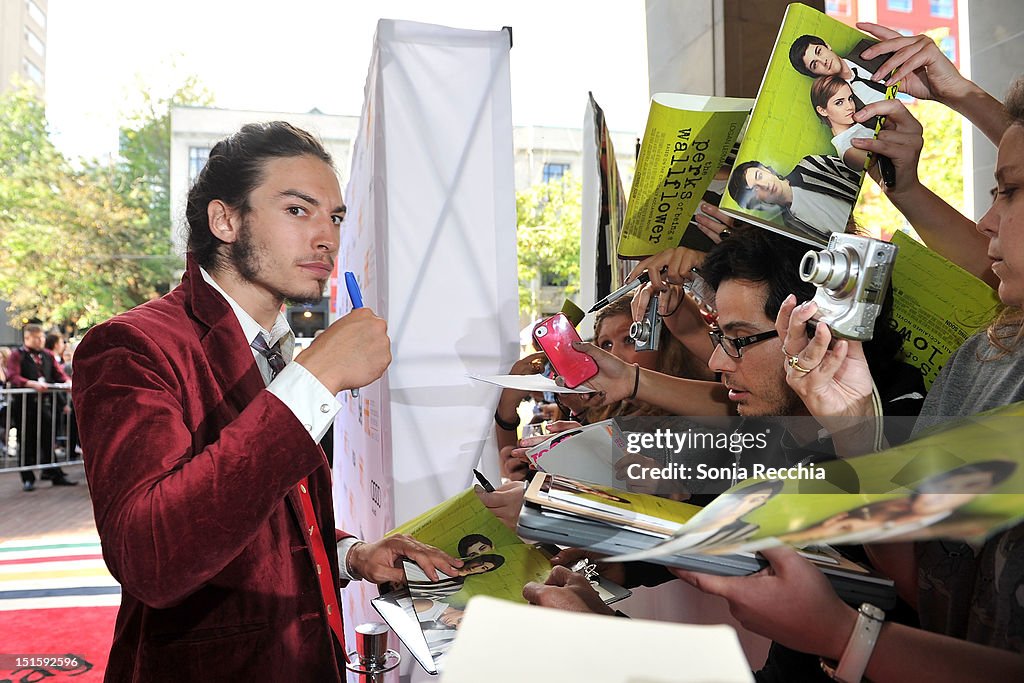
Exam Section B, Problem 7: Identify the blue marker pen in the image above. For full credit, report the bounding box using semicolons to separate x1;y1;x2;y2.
344;271;364;309
344;271;363;398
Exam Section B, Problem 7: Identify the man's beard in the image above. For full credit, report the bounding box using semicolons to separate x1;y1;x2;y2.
228;219;325;305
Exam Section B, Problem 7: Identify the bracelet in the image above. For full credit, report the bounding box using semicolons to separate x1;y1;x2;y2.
628;363;640;400
494;409;520;431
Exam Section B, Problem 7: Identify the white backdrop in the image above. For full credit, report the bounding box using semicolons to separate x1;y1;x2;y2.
334;18;518;679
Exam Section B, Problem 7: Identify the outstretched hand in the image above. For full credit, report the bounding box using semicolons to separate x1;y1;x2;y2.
857;22;971;103
558;341;632;406
347;535;462;585
670;546;856;659
523;565;615;616
625;246;705;292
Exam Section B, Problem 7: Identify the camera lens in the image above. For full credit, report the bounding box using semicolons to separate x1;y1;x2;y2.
629;320;650;344
800;248;859;296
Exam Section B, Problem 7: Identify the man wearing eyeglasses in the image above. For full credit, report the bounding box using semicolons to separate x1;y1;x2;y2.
574;226;922;436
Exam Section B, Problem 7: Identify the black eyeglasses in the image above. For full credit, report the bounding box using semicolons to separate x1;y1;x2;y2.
708;329;779;359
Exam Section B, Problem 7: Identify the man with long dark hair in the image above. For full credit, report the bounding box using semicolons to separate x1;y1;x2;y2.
74;122;459;682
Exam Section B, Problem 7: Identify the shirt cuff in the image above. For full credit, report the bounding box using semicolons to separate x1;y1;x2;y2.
268;361;341;442
337;536;364;582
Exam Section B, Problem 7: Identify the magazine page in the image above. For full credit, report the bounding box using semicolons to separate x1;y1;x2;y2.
718;2;897;246
525;472;701;536
608;401;1024;562
617;93;752;259
401;544;551;671
525;419;631;487
384;488;550;672
889;231;1001;389
389;486;526;552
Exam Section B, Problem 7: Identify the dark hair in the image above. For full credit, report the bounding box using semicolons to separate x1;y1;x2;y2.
789;34;828;77
727;160;768;209
464;553;505;571
457;534;493;557
699;225;815;321
22;323;44;337
185;121;334;270
734;478;785;499
915;459;1017;493
44;332;64;351
810;75;855;127
1007;77;1024;124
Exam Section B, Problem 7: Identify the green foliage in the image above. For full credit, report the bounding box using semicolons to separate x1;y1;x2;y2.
855;108;964;241
516;174;582;320
116;75;213;234
0;79;208;331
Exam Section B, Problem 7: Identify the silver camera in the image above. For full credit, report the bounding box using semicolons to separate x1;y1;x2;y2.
629;293;662;352
799;233;898;341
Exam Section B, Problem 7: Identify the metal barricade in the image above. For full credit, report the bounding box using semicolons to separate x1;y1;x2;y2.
0;386;82;474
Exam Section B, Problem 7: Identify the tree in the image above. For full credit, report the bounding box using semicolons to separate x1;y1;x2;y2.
116;75;213;235
516;174;582;321
0;83;180;330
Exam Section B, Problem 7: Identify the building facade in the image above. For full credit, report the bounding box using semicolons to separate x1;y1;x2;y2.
0;0;47;95
826;0;960;65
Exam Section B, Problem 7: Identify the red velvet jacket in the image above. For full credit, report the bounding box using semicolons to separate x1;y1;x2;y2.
74;258;350;682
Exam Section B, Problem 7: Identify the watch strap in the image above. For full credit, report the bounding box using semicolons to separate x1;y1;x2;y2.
833;603;885;683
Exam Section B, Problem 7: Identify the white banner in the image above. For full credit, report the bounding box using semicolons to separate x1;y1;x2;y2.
335;19;517;677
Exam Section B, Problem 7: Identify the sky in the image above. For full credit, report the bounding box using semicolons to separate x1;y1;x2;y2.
44;0;651;162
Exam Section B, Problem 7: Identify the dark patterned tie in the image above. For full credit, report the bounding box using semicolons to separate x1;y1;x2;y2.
250;335;287;379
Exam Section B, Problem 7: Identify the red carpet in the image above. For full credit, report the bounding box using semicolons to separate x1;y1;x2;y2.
0;605;116;680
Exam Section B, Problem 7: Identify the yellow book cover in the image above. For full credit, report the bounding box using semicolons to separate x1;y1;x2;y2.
889;231;1000;389
617;93;751;259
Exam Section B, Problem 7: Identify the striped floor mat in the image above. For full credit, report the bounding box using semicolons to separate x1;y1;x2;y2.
0;535;120;611
0;536;119;680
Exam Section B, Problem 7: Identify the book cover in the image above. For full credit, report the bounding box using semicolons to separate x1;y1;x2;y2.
617;93;752;259
718;2;897;246
603;401;1024;562
381;488;551;672
889;231;1001;389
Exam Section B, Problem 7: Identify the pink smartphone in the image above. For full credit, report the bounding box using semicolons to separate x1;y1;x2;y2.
532;313;598;389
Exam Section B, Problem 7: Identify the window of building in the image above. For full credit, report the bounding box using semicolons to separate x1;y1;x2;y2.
25;28;44;57
826;0;851;15
188;147;211;184
887;0;912;12
940;35;957;62
930;0;954;18
23;58;43;86
26;0;46;27
542;162;569;184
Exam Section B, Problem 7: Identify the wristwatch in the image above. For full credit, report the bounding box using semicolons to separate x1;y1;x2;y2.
820;603;885;683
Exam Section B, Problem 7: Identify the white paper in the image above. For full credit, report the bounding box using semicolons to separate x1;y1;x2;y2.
467;374;595;394
441;596;754;683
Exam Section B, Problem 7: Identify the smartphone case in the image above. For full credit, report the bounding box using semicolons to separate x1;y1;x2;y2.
532;313;598;389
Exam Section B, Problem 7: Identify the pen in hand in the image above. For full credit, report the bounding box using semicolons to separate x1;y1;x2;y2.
344;271;364;398
472;468;496;493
